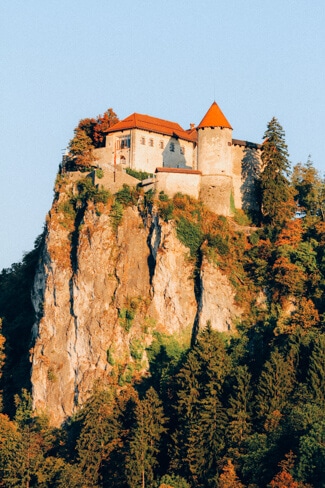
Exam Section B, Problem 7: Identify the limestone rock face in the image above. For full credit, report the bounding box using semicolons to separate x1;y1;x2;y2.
198;256;241;332
31;189;242;425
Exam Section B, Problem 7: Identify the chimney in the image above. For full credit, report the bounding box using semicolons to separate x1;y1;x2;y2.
190;123;195;130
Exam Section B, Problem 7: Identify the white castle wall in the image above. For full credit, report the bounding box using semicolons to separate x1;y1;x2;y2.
155;169;201;200
97;130;196;174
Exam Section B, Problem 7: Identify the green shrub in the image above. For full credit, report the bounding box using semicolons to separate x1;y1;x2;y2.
234;208;251;226
158;191;169;202
126;168;152;181
96;168;104;179
118;307;135;332
207;233;229;256
130;338;144;360
118;365;133;386
158;201;174;222
176;216;203;256
47;369;57;382
249;231;260;245
57;201;76;220
115;184;139;206
110;200;123;231
72;177;110;206
144;189;155;206
106;349;115;366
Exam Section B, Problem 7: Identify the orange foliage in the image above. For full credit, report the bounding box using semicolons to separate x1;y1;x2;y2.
269;452;299;488
273;256;305;296
219;459;245;488
290;297;319;330
276;219;303;247
315;221;325;245
93;108;119;147
269;470;299;488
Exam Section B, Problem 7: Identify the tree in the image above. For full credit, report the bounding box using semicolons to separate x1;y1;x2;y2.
268;452;299;488
296;416;325;486
292;159;325;219
260;117;296;230
93;108;119;147
219;459;245;488
76;388;121;486
0;413;24;486
0;319;5;411
256;348;296;431
67;108;119;169
68;127;97;169
306;333;325;407
227;365;253;450
125;387;166;488
172;325;230;487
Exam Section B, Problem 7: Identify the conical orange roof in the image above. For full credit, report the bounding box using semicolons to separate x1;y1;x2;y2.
197;101;232;129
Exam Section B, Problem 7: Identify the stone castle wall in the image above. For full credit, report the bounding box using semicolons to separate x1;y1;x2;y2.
197;127;232;176
199;175;234;216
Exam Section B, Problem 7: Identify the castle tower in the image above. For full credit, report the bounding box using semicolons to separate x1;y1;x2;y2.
197;101;233;175
197;102;234;216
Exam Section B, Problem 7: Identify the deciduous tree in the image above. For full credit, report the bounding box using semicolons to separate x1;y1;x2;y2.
219;459;245;488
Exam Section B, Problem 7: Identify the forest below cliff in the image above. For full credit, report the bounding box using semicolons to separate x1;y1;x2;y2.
0;116;325;487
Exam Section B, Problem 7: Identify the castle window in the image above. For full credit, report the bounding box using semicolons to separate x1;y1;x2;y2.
117;135;130;149
149;138;154;147
159;141;164;149
180;146;185;155
169;142;175;152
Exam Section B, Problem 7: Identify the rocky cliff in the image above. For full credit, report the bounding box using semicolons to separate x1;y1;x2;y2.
30;173;243;425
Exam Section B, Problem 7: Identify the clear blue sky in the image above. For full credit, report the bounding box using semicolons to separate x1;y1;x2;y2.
1;0;324;270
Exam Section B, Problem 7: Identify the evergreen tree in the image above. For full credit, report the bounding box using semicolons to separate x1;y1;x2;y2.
227;365;253;451
125;387;166;488
172;325;230;486
260;117;296;230
76;388;121;487
306;333;325;407
256;348;296;431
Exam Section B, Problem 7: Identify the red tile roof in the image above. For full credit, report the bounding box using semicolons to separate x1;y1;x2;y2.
197;101;232;129
156;167;202;175
105;113;196;142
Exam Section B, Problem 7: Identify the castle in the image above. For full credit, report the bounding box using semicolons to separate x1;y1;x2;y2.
94;101;261;216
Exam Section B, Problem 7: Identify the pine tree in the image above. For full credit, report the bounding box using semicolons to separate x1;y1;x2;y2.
260;117;296;230
125;387;166;488
76;388;121;486
306;333;325;407
256;348;296;431
227;365;252;449
172;325;230;486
